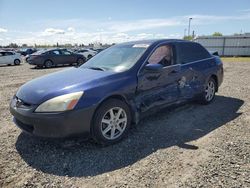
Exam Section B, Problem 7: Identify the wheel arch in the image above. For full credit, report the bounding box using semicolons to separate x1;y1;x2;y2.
92;94;137;128
44;59;53;64
77;56;86;63
210;74;218;92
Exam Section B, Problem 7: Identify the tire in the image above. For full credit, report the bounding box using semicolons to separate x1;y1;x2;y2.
87;55;93;59
92;99;131;145
44;60;53;68
14;59;21;65
198;77;216;104
77;58;85;66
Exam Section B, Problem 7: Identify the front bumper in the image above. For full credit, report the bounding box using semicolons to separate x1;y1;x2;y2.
10;97;97;138
27;59;43;66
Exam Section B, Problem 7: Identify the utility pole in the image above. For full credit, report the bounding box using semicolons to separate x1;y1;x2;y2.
192;30;195;40
188;17;193;36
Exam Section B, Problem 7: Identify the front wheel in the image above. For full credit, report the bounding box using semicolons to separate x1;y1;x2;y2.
198;77;216;104
14;59;21;65
44;60;53;68
92;99;131;145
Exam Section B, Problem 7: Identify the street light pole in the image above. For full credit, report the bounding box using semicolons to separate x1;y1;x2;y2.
188;17;193;37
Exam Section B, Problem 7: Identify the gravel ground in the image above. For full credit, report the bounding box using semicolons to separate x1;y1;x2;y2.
0;62;249;188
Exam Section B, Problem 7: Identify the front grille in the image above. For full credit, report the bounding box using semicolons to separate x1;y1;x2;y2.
14;118;34;133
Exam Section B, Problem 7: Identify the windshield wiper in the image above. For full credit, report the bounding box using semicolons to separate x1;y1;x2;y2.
86;66;106;71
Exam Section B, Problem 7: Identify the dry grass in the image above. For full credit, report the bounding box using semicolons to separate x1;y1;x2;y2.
221;57;250;63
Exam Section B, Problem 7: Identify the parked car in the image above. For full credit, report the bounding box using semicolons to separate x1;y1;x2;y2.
77;49;97;59
0;51;21;66
10;39;223;145
17;48;37;56
27;48;86;68
94;48;105;53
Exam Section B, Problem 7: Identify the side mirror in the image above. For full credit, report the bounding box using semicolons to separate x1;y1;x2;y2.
144;63;163;72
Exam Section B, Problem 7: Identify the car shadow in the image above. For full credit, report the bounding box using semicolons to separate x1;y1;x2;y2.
0;64;23;67
29;64;75;70
15;95;243;177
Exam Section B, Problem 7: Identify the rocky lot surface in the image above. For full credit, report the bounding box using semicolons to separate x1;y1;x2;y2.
0;62;249;188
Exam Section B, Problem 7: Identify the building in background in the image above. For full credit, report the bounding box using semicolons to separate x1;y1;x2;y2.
195;33;250;56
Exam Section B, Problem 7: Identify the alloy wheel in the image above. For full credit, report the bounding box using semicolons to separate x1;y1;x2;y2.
101;107;127;140
205;80;215;102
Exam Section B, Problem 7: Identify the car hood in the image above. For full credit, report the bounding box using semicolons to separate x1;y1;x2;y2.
16;67;115;104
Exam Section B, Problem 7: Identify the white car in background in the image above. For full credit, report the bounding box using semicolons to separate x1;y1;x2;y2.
76;49;97;60
0;51;22;66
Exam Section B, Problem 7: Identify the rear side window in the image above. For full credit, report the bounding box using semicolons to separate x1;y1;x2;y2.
48;50;60;55
79;50;87;53
5;52;14;56
177;42;211;64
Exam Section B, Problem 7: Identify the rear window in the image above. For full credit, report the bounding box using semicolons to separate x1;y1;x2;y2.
177;42;211;64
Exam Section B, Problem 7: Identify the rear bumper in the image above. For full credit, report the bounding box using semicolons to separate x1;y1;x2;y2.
10;99;97;138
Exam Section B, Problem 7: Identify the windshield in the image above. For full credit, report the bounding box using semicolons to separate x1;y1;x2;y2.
80;44;148;72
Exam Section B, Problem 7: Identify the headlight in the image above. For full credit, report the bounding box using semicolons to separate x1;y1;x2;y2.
35;91;84;112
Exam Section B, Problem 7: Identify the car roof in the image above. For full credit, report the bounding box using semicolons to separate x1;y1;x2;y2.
39;48;64;52
116;39;187;47
0;50;14;53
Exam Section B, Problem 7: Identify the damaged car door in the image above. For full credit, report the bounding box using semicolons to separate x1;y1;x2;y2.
175;42;213;99
136;44;182;113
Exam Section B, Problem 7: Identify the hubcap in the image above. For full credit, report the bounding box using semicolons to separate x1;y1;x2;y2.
101;107;127;140
78;59;83;64
46;62;52;67
205;81;215;101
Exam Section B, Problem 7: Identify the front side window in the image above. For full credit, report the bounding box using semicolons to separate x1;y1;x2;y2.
148;45;173;67
81;44;148;72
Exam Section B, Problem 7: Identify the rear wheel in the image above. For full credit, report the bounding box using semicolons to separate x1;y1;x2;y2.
92;99;131;145
198;77;216;104
44;60;53;68
14;59;21;65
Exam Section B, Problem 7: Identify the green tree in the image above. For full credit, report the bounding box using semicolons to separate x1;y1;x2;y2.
183;35;193;41
212;32;223;36
8;43;18;48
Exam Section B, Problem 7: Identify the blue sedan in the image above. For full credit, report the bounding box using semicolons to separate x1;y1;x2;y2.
10;39;223;145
